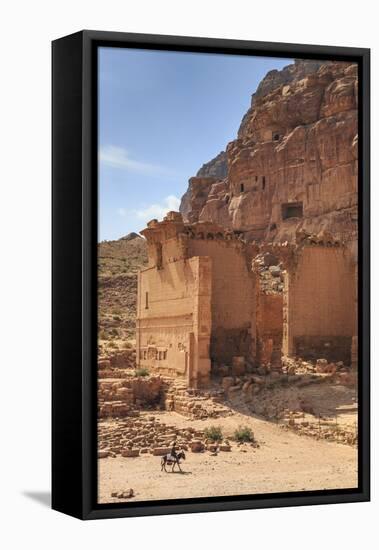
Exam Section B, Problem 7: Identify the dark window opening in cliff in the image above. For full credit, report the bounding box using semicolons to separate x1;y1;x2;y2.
273;133;280;141
282;202;303;220
225;194;229;203
262;176;266;190
145;292;149;309
240;183;244;193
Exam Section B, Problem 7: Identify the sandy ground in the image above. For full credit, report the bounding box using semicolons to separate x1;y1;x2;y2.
98;410;357;503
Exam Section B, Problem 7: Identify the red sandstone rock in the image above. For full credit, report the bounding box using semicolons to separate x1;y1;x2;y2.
180;60;358;249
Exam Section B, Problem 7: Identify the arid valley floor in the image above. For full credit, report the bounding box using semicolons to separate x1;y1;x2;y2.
98;407;357;503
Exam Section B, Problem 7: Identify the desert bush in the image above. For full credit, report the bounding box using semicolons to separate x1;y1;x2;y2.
135;367;149;377
204;426;223;442
234;425;254;443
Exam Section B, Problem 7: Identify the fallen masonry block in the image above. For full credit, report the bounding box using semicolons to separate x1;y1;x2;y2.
98;450;110;458
115;489;134;499
121;448;140;457
222;376;234;390
232;356;246;376
219;444;231;452
190;440;205;452
152;447;171;456
228;385;242;397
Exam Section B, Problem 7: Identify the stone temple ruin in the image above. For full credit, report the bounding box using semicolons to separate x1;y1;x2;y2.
136;211;357;388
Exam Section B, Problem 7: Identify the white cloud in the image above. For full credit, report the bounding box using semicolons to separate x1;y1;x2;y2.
118;195;181;223
99;145;169;175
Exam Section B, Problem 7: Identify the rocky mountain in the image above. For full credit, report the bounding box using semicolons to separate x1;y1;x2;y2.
179;150;228;222
98;234;147;342
179;59;358;258
196;150;228;178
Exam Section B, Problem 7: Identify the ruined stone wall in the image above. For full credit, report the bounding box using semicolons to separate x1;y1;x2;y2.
137;255;212;386
256;292;283;368
188;239;255;364
283;246;355;363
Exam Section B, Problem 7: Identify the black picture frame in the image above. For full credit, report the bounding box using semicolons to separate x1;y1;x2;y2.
52;30;370;520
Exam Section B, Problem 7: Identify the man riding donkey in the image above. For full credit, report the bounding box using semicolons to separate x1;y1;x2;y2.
161;439;186;473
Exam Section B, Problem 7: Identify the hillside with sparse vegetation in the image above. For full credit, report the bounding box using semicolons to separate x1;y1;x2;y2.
98;233;147;344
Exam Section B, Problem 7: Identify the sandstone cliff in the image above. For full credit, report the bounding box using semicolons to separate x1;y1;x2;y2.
180;59;358;258
180;150;227;222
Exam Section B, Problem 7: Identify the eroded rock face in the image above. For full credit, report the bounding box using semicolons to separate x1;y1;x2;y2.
180;151;227;222
180;60;358;250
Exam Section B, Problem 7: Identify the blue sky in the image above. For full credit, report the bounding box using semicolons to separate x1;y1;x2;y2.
98;47;292;241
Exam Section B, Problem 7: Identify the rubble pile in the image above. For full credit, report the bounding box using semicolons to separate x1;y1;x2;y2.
252;252;284;294
282;411;358;446
282;356;356;383
164;382;231;419
98;346;136;374
97;415;234;459
98;375;163;418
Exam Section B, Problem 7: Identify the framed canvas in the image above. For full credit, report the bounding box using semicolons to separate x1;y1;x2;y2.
52;30;370;520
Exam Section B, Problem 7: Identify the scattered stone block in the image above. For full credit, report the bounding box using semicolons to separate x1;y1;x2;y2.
98;450;110;459
232;356;246;376
152;447;171;456
116;488;134;499
222;376;234;390
190;440;205;452
121;448;140;457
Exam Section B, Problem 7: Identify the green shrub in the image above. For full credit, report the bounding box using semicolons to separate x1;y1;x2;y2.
204;426;223;442
234;425;254;443
135;367;149;377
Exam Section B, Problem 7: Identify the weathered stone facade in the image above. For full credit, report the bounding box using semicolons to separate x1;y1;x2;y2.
136;213;356;387
136;212;256;387
282;243;355;364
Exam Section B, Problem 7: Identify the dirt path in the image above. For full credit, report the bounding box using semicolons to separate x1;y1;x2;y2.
98;410;357;503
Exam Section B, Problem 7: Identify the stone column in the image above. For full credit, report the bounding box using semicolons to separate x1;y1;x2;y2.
190;256;212;388
282;269;293;357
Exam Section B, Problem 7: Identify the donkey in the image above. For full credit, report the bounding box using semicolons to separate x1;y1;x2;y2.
161;450;186;473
